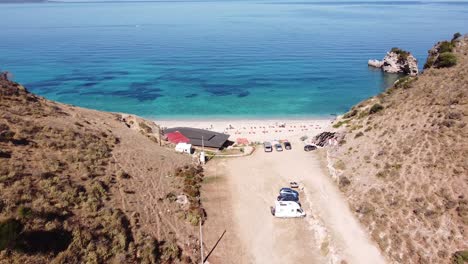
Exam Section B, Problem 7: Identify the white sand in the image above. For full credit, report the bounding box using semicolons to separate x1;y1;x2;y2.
155;118;334;142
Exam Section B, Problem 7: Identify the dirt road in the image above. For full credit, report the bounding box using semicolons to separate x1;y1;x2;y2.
203;141;386;264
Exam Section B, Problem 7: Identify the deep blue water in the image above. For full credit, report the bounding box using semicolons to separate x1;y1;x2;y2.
1;1;467;119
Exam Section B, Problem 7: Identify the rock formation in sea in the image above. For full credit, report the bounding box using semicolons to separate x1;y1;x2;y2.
368;47;419;76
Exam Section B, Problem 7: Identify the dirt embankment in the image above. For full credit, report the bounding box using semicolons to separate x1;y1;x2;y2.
0;77;204;263
328;35;468;263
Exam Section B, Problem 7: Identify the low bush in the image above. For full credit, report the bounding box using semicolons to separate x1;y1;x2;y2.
343;109;358;119
435;52;457;68
438;41;454;53
390;47;410;63
394;76;417;89
369;104;384;114
160;241;181;262
355;132;364;138
452;250;468;264
117;170;130;179
333;120;350;128
338;176;351;188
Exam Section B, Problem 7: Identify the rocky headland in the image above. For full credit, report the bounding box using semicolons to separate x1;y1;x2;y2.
332;34;468;263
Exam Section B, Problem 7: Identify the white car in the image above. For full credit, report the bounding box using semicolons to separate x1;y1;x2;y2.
271;201;306;218
263;141;273;152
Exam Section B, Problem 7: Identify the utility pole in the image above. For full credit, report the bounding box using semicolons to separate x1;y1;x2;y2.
158;126;162;146
199;220;204;264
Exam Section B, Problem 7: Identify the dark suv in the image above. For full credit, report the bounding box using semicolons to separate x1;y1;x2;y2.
284;142;292;150
279;187;299;198
304;145;317;151
277;194;299;202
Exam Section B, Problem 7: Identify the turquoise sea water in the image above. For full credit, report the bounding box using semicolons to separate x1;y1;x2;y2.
1;1;467;119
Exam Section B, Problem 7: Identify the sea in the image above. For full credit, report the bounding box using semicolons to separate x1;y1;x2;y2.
1;1;467;119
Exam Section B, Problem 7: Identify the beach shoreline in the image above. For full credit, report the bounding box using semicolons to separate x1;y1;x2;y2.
154;118;335;142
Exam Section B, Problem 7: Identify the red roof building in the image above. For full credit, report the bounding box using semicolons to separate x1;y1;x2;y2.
166;131;190;144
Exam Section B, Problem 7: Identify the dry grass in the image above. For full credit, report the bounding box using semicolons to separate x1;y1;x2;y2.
0;78;201;263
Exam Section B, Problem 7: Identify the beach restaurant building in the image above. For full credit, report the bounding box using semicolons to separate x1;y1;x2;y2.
164;127;230;150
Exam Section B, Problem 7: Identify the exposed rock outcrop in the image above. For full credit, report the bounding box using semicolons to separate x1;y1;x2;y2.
368;48;419;76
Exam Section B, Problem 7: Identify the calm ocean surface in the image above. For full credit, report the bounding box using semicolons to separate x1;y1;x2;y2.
1;1;467;119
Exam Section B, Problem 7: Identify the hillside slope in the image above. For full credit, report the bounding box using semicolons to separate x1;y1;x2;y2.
328;35;468;263
0;76;203;263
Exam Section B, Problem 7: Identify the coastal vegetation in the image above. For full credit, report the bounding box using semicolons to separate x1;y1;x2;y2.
424;32;461;69
390;47;410;63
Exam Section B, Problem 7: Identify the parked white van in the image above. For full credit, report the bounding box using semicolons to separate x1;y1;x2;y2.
175;143;192;154
271;201;306;218
263;141;273;152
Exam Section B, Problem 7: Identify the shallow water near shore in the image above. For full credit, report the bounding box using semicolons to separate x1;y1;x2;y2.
1;1;467;118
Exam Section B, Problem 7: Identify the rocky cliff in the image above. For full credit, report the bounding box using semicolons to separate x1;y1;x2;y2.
369;48;419;76
0;75;204;263
332;35;467;263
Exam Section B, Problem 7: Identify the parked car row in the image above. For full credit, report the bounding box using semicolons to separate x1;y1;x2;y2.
263;141;292;152
271;187;306;218
263;140;319;152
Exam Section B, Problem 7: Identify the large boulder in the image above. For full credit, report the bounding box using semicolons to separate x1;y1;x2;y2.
368;48;419;76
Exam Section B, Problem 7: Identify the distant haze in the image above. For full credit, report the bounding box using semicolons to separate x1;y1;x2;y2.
0;0;45;3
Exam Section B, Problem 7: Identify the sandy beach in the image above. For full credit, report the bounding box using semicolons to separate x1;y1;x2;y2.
155;118;334;143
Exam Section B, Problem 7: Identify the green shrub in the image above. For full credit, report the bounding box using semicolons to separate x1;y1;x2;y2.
0;218;23;250
436;52;457;68
438;41;455;53
369;104;384;114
